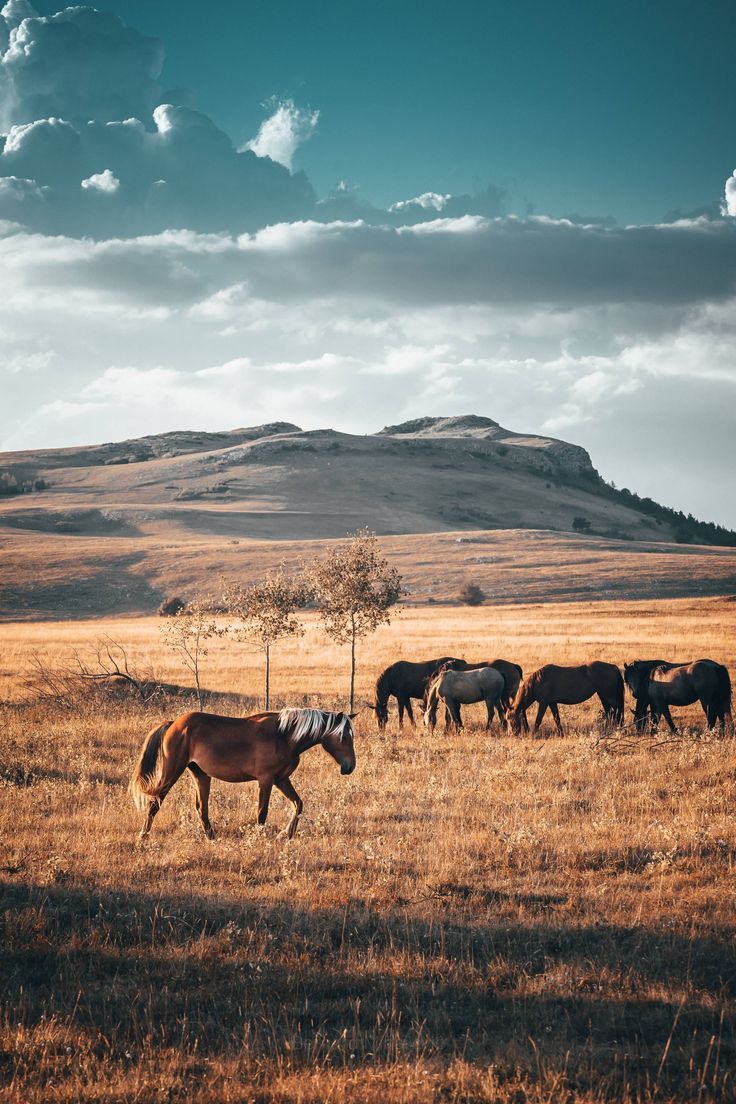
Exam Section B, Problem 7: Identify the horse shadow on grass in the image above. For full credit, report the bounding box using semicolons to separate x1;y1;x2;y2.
1;876;734;1099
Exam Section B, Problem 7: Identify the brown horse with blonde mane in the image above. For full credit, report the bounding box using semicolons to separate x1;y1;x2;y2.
130;707;357;840
507;662;624;736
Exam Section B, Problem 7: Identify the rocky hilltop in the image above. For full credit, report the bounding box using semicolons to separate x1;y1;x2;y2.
378;415;594;476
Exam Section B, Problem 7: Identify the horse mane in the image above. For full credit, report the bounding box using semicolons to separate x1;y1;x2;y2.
374;668;391;703
513;670;541;711
278;707;349;749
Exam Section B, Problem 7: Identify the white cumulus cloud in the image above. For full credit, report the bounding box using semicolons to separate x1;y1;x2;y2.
81;168;119;194
390;192;451;213
0;1;163;127
724;168;736;217
244;98;319;170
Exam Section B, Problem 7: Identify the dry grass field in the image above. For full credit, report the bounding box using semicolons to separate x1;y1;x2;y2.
1;600;735;1102
3;527;736;621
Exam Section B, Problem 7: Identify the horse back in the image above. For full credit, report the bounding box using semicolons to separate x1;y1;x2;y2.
528;662;621;704
651;658;729;706
377;657;462;701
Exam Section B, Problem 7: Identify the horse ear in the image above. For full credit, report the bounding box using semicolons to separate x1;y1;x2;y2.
348;710;362;720
364;703;376;711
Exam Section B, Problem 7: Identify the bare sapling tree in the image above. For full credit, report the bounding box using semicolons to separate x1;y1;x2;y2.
307;529;403;710
74;637;148;697
222;567;309;709
159;595;223;709
23;637;154;708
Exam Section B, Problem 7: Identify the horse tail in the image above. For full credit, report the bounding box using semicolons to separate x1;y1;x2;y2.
610;666;625;724
423;676;440;726
715;666;732;723
130;720;172;811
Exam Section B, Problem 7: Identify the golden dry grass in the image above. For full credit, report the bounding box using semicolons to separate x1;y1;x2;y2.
1;600;735;1102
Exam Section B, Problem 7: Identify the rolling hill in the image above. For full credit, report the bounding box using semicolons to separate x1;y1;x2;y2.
1;415;735;618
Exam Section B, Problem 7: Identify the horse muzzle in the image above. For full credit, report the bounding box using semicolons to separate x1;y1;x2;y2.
341;761;355;776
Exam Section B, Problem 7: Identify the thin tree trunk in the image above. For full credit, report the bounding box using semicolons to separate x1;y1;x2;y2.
195;661;203;710
265;645;270;710
349;615;356;712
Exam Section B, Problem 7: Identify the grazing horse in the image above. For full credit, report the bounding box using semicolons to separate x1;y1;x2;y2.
507;662;624;736
443;659;523;718
624;659;732;734
423;666;506;731
130;707;357;840
423;658;523;728
622;658;677;730
369;657;463;731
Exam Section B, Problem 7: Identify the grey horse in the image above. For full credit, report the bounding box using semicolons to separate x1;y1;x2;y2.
423;666;506;731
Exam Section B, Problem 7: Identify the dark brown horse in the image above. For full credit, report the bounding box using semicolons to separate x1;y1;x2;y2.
507;662;624;736
624;659;732;734
621;658;691;730
130;707;357;840
368;657;463;731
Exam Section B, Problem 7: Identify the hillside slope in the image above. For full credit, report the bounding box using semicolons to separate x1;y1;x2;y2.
0;415;682;542
1;416;735;618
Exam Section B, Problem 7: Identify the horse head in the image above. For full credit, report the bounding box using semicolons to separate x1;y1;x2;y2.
505;703;522;734
321;712;357;775
623;661;648;699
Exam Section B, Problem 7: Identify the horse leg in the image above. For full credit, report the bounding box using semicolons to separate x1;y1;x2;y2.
445;698;462;730
397;697;405;729
188;764;215;839
138;762;187;839
549;702;564;736
275;777;304;840
140;800;161;838
701;697;724;733
403;698;416;727
257;781;273;826
532;701;548;736
660;704;677;733
485;697;495;731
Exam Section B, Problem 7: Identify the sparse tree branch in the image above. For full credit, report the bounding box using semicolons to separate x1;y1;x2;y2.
306;529;403;710
222;566;309;708
159;595;224;709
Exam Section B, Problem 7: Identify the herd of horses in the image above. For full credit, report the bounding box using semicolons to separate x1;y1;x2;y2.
370;655;732;737
130;653;732;841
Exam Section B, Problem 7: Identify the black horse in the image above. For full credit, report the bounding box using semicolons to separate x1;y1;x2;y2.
369;657;463;731
624;659;732;734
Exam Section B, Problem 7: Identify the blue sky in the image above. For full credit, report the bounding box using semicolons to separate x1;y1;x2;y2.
31;0;736;223
2;0;736;526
